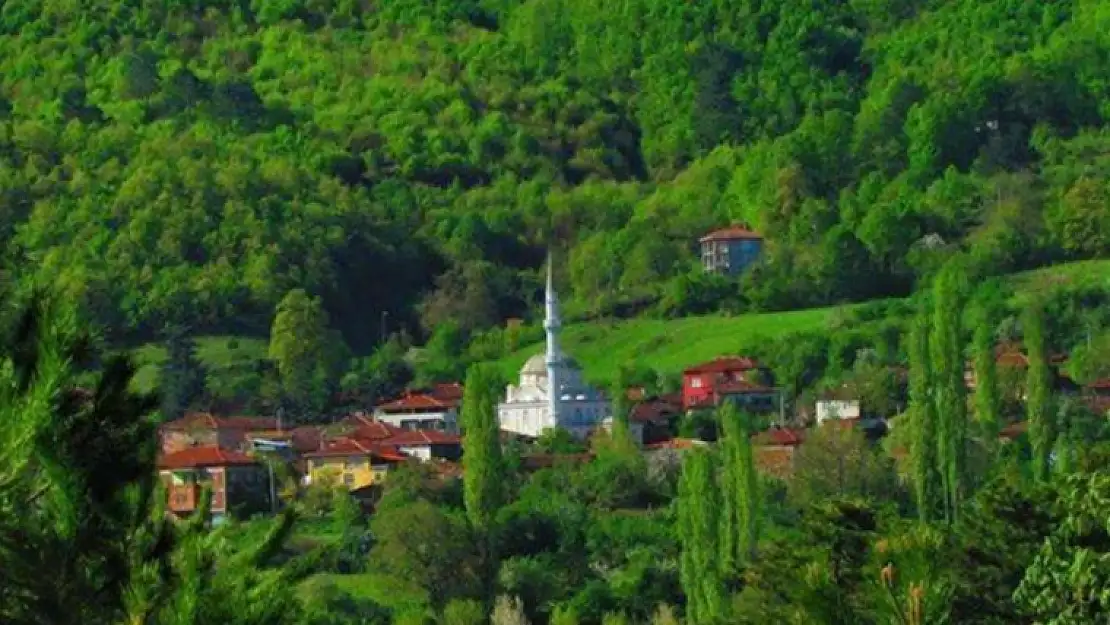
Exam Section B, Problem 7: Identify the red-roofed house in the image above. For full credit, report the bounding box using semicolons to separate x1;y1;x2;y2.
682;357;774;411
158;447;272;520
374;390;460;433
303;437;409;491
160;413;281;455
700;224;763;276
631;392;684;444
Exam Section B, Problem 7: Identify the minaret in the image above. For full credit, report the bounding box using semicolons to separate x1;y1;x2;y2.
544;253;563;426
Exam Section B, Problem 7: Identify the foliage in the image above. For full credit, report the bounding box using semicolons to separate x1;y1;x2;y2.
1014;471;1110;623
1022;301;1055;482
676;448;723;625
788;423;901;510
718;403;758;575
930;262;968;524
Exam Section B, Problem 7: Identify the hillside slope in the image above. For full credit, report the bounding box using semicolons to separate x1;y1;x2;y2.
495;259;1110;383
2;1;1109;351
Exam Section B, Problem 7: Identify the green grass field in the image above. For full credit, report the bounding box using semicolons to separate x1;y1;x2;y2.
492;305;848;383
131;335;268;394
131;259;1110;394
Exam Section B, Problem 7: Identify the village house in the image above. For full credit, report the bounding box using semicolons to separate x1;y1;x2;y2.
159;412;279;455
374;386;461;433
700;225;763;276
158;446;274;522
681;356;777;412
302;437;409;490
629;392;684;445
383;429;463;462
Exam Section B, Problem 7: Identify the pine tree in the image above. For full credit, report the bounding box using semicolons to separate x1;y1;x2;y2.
1024;302;1054;482
907;307;940;523
678;448;723;625
160;324;206;421
972;321;1001;445
718;402;758;575
930;264;968;524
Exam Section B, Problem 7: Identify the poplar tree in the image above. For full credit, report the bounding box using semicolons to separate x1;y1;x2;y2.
718;402;758;575
930;263;968;524
608;370;637;456
678;448;723;625
1024;302;1054;482
461;363;504;600
972;321;1001;445
907;307;940;523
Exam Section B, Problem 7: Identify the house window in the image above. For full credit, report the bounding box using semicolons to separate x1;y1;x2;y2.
690;377;703;388
343;473;354;486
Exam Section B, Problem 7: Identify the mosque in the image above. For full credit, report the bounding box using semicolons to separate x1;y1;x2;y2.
497;258;610;439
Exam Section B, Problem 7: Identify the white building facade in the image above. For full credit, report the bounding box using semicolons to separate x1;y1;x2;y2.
498;258;610;439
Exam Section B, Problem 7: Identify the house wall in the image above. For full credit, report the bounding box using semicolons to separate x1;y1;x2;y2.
816;400;862;423
701;239;762;276
376;409;458;433
307;456;376;491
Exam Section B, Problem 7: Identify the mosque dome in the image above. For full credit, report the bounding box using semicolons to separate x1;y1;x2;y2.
521;354;548;377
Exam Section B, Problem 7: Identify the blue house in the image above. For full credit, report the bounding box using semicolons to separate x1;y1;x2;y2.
700;225;763;276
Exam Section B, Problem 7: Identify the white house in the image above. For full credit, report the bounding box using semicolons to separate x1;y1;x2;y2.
816;399;862;424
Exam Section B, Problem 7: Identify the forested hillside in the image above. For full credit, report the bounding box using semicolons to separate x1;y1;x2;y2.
1;0;1109;350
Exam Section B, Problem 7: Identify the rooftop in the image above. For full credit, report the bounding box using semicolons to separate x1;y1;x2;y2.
683;356;760;375
303;436;409;462
161;413;279;432
699;225;763;243
158;446;258;470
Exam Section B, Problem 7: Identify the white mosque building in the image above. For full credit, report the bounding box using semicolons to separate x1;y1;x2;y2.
497;258;610;439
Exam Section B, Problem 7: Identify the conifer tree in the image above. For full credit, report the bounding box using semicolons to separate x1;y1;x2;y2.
461;363;505;602
160;323;207;421
971;321;1001;445
718;401;758;575
907;307;940;523
678;448;723;625
930;264;968;524
1024;302;1054;482
462;363;504;530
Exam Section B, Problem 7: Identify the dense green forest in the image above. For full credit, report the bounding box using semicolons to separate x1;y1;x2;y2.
2;0;1109;354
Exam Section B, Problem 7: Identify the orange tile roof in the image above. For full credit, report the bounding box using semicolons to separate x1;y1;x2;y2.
158;446;258;470
376;392;454;412
303;436;409;462
383;430;461;446
699;225;763;243
630;399;682;423
754;447;795;478
430;382;464;403
683;356;760;375
1088;378;1110;391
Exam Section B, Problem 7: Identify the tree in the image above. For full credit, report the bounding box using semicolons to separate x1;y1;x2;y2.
0;295;312;625
461;363;505;600
971;322;1002;446
718;402;758;575
268;288;345;414
676;448;723;625
789;422;900;509
605;370;637;457
907;308;940;522
1023;301;1054;482
159;324;207;420
1014;471;1110;622
368;499;481;611
930;263;968;524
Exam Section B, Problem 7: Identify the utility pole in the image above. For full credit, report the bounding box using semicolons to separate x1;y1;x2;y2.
380;310;389;341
